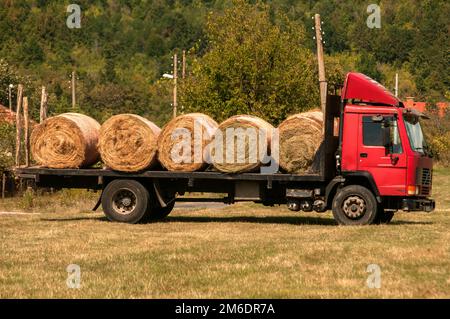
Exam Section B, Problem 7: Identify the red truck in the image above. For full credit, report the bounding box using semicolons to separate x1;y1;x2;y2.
15;72;435;225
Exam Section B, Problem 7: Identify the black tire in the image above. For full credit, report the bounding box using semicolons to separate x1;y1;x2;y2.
144;195;176;221
332;185;379;225
101;179;149;224
375;209;395;224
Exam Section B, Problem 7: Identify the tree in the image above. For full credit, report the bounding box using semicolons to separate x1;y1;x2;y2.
179;0;321;125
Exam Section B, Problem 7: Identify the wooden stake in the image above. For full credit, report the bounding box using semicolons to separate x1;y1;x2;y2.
182;50;186;79
15;84;23;167
314;14;327;115
8;85;12;111
1;173;5;199
173;54;178;118
71;70;76;109
40;86;48;123
23;97;30;167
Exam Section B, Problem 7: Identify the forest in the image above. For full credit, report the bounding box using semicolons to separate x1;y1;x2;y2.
0;0;449;169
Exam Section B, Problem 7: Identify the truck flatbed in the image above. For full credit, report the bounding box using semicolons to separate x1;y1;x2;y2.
15;167;325;182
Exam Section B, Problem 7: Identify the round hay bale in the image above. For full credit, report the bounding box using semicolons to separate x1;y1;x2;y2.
30;113;100;168
98;114;161;172
157;113;218;171
211;115;274;173
278;110;323;174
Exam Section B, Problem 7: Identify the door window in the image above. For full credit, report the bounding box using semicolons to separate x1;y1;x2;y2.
362;116;402;153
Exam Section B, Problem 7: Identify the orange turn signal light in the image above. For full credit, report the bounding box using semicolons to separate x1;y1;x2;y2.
407;185;420;195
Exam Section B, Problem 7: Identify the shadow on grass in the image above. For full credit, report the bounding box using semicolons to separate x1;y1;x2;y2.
41;215;336;226
41;216;109;222
165;215;338;226
389;220;433;225
40;214;433;226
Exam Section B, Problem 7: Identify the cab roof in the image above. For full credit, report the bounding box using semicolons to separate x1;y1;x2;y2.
342;72;400;107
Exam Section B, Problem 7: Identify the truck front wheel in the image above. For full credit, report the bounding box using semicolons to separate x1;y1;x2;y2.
102;179;149;224
332;185;379;225
375;209;395;224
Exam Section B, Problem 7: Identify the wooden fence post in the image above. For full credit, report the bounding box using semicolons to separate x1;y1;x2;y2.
40;86;48;123
23;97;30;167
1;173;5;199
15;84;23;167
173;54;178;118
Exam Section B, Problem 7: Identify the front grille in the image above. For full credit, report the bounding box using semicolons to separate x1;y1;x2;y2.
418;168;432;195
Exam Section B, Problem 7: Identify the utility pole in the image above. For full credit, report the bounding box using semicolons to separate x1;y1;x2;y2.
182;50;186;79
314;14;327;115
395;73;399;97
173;54;178;118
71;70;76;109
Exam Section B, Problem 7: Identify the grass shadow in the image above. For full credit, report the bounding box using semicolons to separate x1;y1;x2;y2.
39;214;433;226
389;220;433;225
40;214;336;225
40;216;109;222
164;215;338;226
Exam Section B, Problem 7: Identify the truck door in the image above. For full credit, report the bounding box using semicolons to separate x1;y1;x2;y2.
357;114;407;196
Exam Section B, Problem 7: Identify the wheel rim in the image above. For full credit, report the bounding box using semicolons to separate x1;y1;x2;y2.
342;195;366;219
112;188;137;215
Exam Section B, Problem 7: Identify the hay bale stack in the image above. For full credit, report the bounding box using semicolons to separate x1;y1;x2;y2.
98;114;161;172
278;110;323;174
158;113;218;171
30;113;100;168
211;115;274;173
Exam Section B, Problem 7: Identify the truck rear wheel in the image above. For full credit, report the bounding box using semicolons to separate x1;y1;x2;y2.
332;185;379;225
144;194;176;221
102;179;149;224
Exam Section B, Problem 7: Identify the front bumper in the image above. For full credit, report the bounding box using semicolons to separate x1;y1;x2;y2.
402;198;435;212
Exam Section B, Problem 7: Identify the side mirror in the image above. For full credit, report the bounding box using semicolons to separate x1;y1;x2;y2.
382;121;392;151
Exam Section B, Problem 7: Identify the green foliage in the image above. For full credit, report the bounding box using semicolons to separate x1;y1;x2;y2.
21;187;35;210
0;59;23;107
0;0;447;127
356;53;384;83
180;1;320;124
422;107;450;166
0;122;15;173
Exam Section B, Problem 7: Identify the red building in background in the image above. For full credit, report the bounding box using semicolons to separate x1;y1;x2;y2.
403;97;448;117
0;105;16;124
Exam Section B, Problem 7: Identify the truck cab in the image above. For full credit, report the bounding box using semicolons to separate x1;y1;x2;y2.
330;73;435;224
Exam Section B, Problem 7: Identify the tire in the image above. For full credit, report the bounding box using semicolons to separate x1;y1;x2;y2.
332;185;379;225
375;209;395;224
101;179;149;224
144;195;176;221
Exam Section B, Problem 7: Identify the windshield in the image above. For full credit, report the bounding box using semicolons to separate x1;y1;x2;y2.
404;115;426;153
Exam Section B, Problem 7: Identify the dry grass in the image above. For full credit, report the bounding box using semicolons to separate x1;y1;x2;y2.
0;168;449;298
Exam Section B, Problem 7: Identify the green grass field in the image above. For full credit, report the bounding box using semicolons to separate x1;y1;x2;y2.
0;168;449;298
